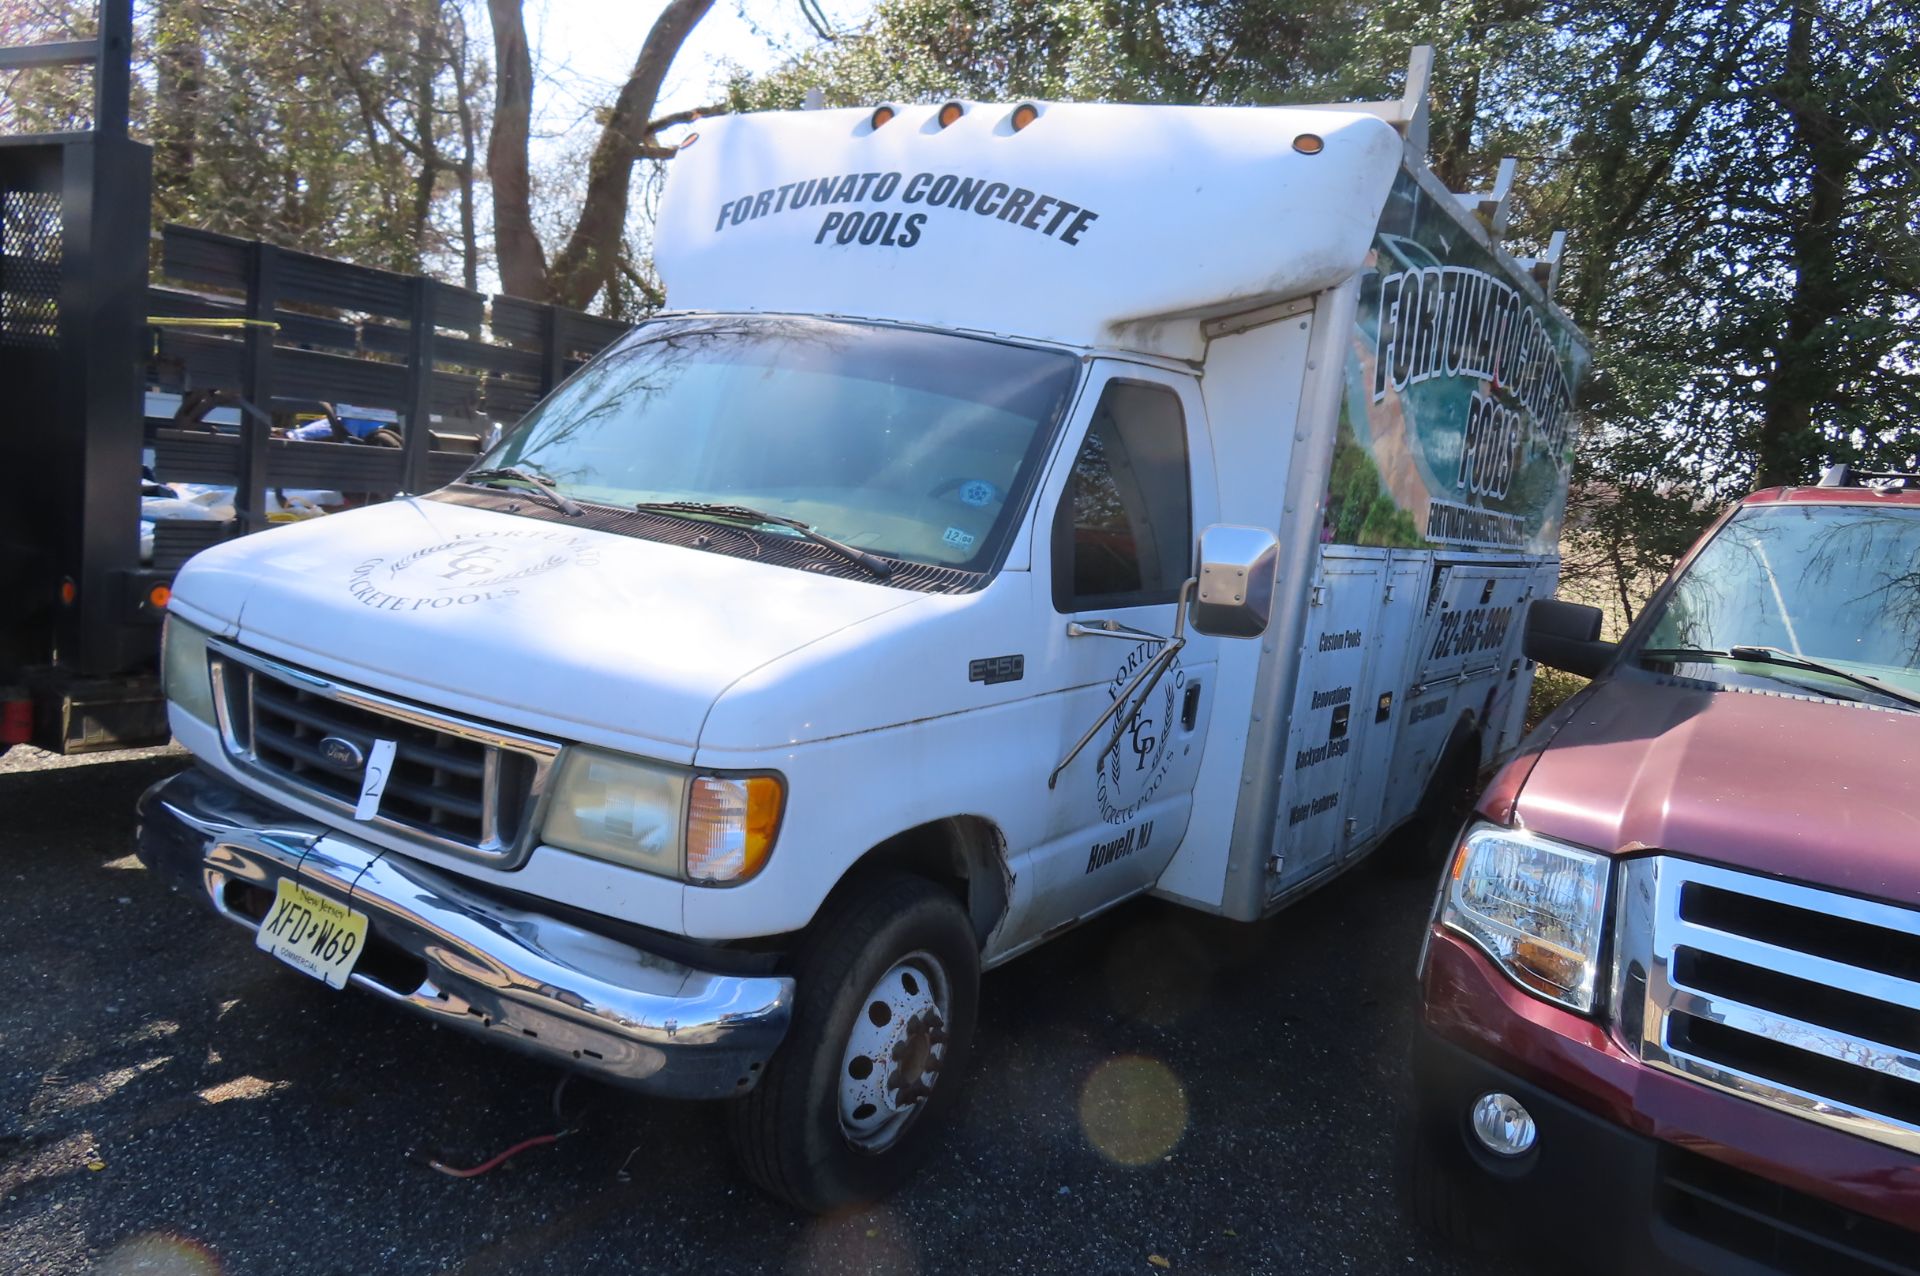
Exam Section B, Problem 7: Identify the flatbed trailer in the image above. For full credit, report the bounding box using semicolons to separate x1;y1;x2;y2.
0;2;629;755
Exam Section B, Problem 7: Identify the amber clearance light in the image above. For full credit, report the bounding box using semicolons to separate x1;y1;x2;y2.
686;775;784;884
1010;103;1040;131
869;104;896;130
1293;133;1325;155
937;101;965;129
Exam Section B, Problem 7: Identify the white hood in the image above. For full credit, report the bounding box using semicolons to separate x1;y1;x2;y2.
170;498;922;758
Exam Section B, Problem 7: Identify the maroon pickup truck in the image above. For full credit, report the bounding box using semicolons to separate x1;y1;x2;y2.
1411;467;1920;1274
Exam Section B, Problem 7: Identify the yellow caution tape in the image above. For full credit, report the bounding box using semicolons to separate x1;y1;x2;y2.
147;317;282;331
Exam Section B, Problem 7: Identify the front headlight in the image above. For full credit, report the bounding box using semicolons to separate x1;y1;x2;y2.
160;616;216;725
542;749;784;884
543;748;686;876
1440;823;1609;1013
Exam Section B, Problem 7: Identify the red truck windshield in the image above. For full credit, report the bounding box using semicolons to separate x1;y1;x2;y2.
1641;503;1920;703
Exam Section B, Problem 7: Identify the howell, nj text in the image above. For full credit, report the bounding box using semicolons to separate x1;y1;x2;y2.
1085;820;1153;874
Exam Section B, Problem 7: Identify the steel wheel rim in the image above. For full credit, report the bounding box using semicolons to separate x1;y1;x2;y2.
836;949;952;1152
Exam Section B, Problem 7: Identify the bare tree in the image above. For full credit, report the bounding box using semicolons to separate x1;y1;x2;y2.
485;0;718;308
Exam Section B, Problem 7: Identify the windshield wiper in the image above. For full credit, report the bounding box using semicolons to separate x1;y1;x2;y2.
633;500;894;580
1642;645;1920;710
461;466;582;517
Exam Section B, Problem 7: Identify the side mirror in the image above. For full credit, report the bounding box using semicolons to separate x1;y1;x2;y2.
1523;598;1613;679
1189;524;1280;638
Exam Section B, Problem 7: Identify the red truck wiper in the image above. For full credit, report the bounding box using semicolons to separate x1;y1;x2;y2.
1643;645;1920;710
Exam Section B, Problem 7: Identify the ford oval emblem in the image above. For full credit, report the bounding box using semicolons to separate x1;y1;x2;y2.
318;736;367;771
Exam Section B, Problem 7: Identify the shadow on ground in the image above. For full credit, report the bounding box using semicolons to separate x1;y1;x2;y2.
0;753;1520;1275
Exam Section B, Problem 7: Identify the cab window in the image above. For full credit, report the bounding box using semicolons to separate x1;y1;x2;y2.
1052;381;1192;611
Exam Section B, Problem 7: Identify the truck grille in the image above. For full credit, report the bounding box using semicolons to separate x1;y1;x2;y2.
1614;856;1920;1157
208;642;558;865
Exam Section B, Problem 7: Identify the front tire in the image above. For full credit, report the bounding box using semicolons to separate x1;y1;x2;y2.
1390;734;1480;874
1404;1107;1500;1254
727;874;979;1212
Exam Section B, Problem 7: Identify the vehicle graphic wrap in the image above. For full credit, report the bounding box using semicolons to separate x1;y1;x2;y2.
1334;171;1588;553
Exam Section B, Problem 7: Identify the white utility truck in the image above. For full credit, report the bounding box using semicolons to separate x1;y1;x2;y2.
138;53;1587;1209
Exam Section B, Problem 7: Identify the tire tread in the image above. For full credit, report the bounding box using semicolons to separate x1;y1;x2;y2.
727;873;974;1211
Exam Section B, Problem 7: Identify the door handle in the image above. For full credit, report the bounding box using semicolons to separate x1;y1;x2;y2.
1066;617;1168;644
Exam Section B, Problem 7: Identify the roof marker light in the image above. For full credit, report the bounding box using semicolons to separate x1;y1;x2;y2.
1293;133;1324;155
937;101;965;129
869;105;895;130
1010;103;1040;132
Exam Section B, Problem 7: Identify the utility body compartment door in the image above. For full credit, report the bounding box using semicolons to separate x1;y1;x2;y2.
1344;553;1428;848
1389;562;1535;801
1270;547;1388;893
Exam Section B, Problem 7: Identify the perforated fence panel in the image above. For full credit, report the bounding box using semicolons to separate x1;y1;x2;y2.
0;189;60;350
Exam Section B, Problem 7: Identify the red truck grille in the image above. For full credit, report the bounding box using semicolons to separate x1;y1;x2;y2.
1658;1144;1920;1276
1614;856;1920;1158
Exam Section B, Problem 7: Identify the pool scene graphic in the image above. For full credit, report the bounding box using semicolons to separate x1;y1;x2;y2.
1333;172;1588;555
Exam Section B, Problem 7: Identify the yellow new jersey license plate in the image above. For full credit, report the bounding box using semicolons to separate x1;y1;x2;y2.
255;878;369;990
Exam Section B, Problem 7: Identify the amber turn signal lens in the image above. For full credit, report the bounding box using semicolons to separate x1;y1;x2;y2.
59;579;76;606
148;584;171;610
937;101;965;129
686;775;784;884
870;105;895;130
1010;103;1039;131
1293;133;1324;155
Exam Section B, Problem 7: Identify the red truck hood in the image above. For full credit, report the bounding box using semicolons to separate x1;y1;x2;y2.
1515;671;1920;902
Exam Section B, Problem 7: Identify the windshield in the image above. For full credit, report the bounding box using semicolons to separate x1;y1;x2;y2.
474;315;1082;574
1640;502;1920;699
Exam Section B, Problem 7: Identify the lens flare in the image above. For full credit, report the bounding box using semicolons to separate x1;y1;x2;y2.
95;1233;222;1276
1078;1055;1189;1166
794;1204;918;1275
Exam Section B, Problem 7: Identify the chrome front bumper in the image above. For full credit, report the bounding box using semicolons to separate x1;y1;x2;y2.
135;768;794;1099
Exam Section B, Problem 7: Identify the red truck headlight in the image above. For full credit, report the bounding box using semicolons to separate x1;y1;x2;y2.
1440;823;1610;1013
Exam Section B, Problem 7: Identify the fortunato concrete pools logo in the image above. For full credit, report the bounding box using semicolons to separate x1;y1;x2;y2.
345;529;600;611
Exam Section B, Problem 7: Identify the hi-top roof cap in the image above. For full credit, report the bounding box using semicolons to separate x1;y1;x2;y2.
654;97;1405;357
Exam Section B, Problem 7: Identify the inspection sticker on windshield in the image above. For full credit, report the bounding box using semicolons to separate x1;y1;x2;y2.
958;480;997;508
256;878;367;990
943;527;977;550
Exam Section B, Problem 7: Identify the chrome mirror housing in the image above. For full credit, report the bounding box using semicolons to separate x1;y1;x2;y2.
1189;524;1279;638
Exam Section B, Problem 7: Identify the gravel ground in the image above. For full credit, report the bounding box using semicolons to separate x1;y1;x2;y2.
1;747;1522;1276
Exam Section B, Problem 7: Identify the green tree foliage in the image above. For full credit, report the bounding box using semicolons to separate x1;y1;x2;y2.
0;1;125;132
2;0;487;280
149;0;486;278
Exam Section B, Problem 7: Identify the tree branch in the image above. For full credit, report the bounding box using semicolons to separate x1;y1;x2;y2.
545;0;713;310
486;0;548;298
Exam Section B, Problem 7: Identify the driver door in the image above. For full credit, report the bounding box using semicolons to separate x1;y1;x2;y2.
1018;365;1221;933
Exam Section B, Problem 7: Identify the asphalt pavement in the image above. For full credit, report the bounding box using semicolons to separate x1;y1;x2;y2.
1;746;1522;1275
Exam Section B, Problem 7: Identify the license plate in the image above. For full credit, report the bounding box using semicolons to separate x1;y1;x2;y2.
255;877;368;990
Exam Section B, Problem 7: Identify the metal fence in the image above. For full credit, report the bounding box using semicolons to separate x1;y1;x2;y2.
1;0;629;754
